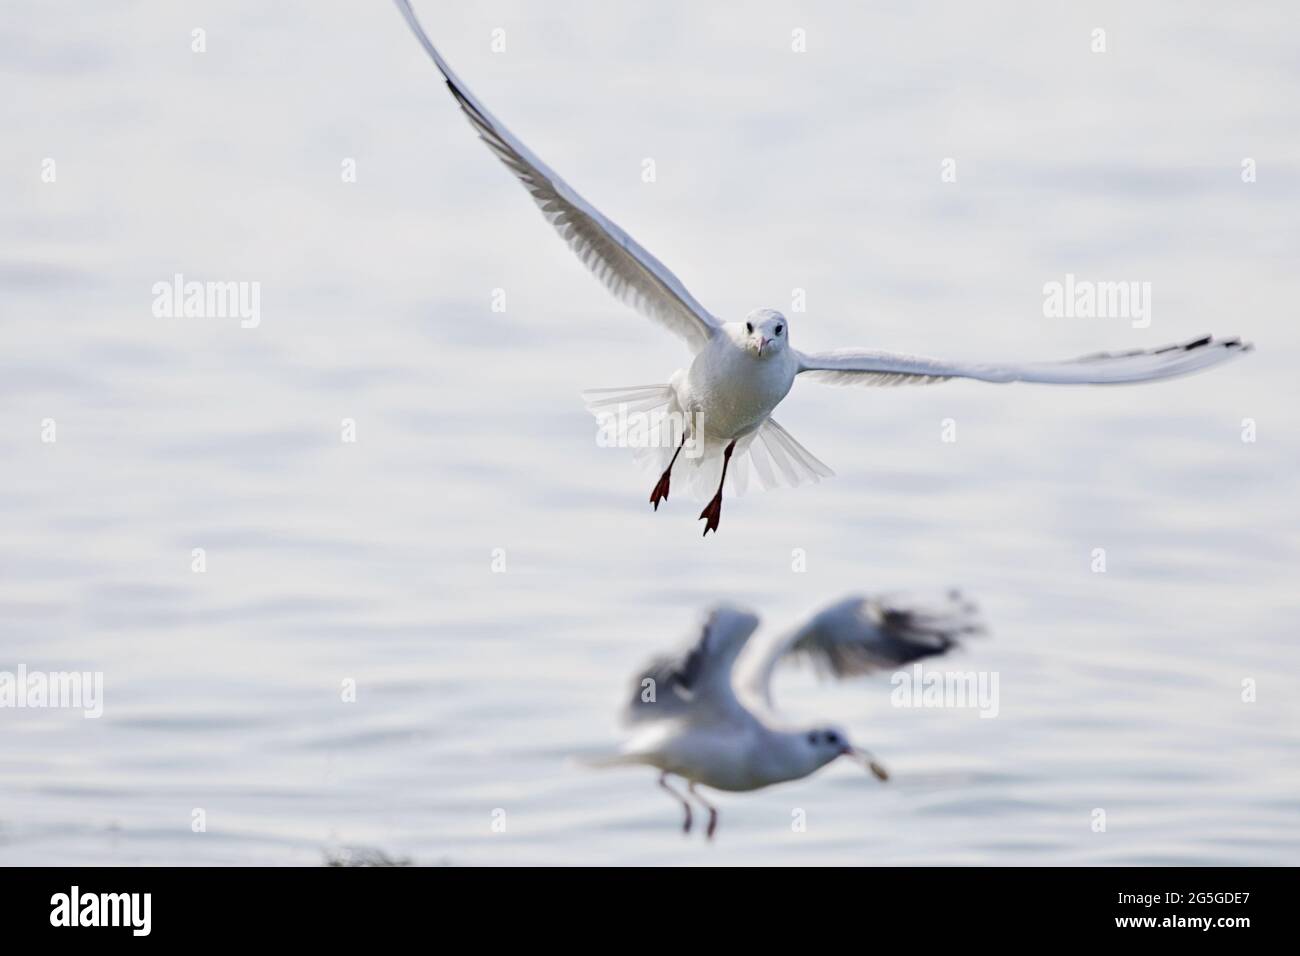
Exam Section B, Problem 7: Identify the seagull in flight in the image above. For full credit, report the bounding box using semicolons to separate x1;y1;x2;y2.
394;1;1252;536
590;592;983;839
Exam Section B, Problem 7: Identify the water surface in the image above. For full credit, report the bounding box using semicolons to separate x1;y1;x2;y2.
1;0;1297;865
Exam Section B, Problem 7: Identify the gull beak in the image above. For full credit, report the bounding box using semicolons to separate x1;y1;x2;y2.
845;746;889;782
757;337;769;355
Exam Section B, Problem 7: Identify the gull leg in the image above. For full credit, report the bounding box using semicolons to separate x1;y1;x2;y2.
650;436;686;511
697;440;736;536
688;782;719;840
658;771;692;834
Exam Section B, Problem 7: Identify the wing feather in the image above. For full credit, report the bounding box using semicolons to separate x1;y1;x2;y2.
797;335;1251;387
623;607;760;725
736;592;983;711
394;0;721;351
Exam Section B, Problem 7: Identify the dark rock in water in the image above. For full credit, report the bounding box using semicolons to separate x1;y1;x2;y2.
323;846;413;867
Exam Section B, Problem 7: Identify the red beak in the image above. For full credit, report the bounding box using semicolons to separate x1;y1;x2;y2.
846;746;890;781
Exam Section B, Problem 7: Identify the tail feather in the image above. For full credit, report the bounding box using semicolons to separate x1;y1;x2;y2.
763;418;835;482
582;387;834;500
729;417;833;497
579;751;647;770
581;383;682;475
581;385;676;414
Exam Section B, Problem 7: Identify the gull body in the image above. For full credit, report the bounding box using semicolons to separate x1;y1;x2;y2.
624;714;844;793
395;0;1252;535
679;311;798;445
596;596;981;837
616;607;839;794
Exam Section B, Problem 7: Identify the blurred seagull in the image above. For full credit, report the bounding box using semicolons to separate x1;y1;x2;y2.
590;592;983;839
394;1;1252;536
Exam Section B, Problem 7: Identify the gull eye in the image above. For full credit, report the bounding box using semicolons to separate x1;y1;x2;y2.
745;322;754;334
775;325;783;335
807;732;818;745
826;732;838;745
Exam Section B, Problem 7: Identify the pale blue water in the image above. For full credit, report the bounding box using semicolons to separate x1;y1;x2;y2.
1;0;1297;865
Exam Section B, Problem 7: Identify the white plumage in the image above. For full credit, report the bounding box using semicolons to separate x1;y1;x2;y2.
598;594;982;838
395;1;1252;535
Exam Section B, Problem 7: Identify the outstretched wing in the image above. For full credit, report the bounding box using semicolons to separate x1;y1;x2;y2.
394;0;722;352
736;592;983;711
796;334;1250;387
624;606;761;725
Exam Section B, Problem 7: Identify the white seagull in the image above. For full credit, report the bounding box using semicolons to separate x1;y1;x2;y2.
395;1;1252;536
591;592;983;839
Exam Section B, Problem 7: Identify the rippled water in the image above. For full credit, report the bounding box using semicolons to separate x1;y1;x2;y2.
2;1;1298;865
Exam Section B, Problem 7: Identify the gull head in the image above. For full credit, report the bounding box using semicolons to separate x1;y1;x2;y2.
801;725;889;781
741;308;789;359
